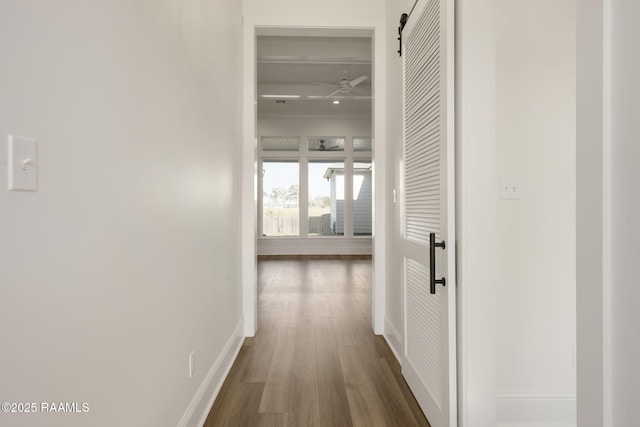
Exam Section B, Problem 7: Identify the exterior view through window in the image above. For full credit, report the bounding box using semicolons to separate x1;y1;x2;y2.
262;161;299;237
259;137;372;238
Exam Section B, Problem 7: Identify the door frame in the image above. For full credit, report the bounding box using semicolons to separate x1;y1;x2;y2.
576;0;613;424
454;0;498;425
241;15;387;336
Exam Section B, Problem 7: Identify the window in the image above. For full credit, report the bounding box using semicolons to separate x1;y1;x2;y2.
309;161;344;236
262;136;299;152
262;161;299;237
353;137;372;152
308;137;345;152
259;136;371;239
353;162;372;236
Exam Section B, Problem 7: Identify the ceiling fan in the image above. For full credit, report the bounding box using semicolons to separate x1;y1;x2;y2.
313;70;369;98
318;139;342;151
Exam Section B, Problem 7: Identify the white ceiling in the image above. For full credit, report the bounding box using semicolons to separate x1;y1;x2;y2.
257;36;372;118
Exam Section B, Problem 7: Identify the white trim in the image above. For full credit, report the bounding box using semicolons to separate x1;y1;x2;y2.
177;320;244;427
259;112;372;120
299;154;310;237
370;14;387;336
242;18;258;337
497;391;577;426
455;0;497;425
576;0;612;425
242;14;387;338
498;423;575;427
383;317;402;363
258;237;372;255
601;1;613;424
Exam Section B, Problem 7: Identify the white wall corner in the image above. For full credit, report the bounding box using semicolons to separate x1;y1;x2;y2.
372;16;388;336
242;18;258;338
383;317;403;363
177;320;244;427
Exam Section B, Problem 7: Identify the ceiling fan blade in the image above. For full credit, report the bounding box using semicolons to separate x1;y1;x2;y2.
312;82;338;88
327;89;341;98
351;87;370;95
349;75;368;87
327;146;342;151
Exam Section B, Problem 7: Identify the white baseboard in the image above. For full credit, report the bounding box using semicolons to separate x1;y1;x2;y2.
496;391;576;426
177;320;244;427
257;237;372;255
498;423;575;427
383;317;402;363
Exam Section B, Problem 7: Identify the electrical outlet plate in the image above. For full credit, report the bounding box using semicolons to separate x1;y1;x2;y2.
499;178;520;200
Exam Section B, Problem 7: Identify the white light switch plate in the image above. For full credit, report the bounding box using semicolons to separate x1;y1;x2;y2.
8;135;37;191
500;178;520;200
189;350;195;378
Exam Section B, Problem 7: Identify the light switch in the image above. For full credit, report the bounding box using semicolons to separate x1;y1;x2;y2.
499;178;520;200
8;135;38;191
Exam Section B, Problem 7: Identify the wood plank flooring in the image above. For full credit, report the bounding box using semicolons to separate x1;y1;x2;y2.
203;255;430;427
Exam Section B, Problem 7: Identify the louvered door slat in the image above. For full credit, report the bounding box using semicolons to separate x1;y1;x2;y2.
400;0;456;426
405;258;444;409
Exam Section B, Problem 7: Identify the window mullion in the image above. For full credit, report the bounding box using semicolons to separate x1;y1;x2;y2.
344;135;354;238
299;138;309;238
257;157;264;238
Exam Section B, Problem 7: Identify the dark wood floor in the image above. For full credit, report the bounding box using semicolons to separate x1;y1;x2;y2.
203;255;430;427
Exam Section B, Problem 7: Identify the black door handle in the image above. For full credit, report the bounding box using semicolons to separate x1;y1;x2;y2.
429;232;446;294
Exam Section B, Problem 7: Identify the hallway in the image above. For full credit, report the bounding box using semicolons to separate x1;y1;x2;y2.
204;256;429;427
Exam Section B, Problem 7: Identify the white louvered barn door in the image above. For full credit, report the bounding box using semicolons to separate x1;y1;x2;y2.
400;0;456;426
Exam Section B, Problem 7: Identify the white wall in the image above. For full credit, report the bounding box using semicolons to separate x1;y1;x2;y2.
386;2;575;426
495;1;576;424
0;1;243;426
610;1;640;424
244;0;384;18
383;0;414;364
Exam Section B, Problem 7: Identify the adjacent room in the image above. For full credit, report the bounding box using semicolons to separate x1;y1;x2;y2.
255;35;374;256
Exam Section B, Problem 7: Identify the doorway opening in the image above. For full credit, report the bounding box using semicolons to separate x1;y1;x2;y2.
241;24;386;337
256;35;373;254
